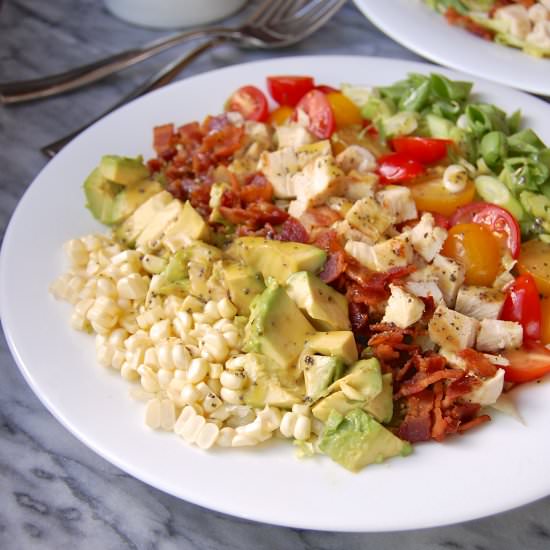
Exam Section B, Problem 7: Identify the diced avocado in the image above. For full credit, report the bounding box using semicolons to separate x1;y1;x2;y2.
154;251;189;296
185;242;222;264
304;331;358;366
222;262;265;315
286;271;350;331
328;358;383;402
312;391;359;422
84;167;124;225
319;409;412;472
209;182;231;223
226;237;326;285
299;353;344;402
111;179;163;224
135;199;182;251
243;282;315;368
115;191;173;246
99;155;149;186
363;373;393;424
245;379;302;409
163;201;211;252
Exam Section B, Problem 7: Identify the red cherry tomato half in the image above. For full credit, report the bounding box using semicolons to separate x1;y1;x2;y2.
226;85;269;122
315;84;339;94
450;202;521;258
432;212;451;230
390;136;453;164
294;89;335;139
500;273;542;342
376;152;426;184
502;340;550;383
266;76;314;107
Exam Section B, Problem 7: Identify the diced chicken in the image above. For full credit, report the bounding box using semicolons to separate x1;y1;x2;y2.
405;280;444;304
345;235;414;272
276;125;314;149
465;369;505;407
526;20;550;49
335;145;376;174
493;270;515;291
528;3;548;23
495;4;531;40
454;286;505;321
438;348;467;370
476;320;523;353
482;353;510;367
332;220;376;245
431;254;465;307
410;213;447;262
375;185;417;224
541;0;550;11
345;197;395;242
344;173;378;200
428;304;480;352
244;121;271;146
326;197;353;216
382;284;425;329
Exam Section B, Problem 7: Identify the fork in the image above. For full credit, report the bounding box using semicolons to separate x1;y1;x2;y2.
1;0;345;104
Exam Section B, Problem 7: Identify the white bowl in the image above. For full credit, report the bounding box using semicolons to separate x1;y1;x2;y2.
104;0;247;29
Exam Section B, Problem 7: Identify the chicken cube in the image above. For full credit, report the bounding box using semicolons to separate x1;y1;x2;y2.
375;185;418;224
410;213;447;262
332;220;376;245
335;145;376;174
465;369;505;406
431;254;465;307
345;196;395;242
344;175;377;200
428;304;480;352
382;284;425;328
476;320;523;353
526;20;550;49
276;125;314;149
454;286;505;321
345;235;413;272
495;4;530;40
405;280;444;304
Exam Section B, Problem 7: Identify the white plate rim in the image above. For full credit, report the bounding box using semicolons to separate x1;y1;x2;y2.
353;0;550;96
1;55;550;532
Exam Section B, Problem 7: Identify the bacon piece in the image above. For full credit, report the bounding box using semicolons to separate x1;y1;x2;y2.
313;229;344;253
397;389;434;442
153;123;175;155
457;414;491;433
396;369;464;398
275;217;309;243
348;302;369;334
239;173;274;204
319;250;347;283
202;124;244;159
443;376;480;406
307;205;343;227
444;7;495;40
458;348;498;378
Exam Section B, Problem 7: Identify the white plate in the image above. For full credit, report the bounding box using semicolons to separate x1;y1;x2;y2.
1;56;550;532
354;0;550;96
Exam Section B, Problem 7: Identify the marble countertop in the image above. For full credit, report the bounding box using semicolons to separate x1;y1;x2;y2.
1;1;549;548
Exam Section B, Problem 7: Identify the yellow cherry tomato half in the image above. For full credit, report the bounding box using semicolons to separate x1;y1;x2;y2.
517;238;550;297
409;176;476;217
539;297;550;345
441;223;501;286
268;105;294;126
326;92;363;129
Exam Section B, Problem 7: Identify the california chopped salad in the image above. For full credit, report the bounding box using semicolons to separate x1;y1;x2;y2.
50;73;550;472
426;0;550;57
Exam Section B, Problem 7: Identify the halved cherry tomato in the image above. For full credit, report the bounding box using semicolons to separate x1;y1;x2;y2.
294;89;335;139
540;297;550;345
450;202;520;259
390;136;452;164
325;92;363;129
267;76;314;107
517;238;550;296
432;212;451;230
409;176;476;217
269;105;294;126
376;152;425;184
315;84;339;94
226;85;269;122
441;223;501;286
500;274;542;342
502;340;550;383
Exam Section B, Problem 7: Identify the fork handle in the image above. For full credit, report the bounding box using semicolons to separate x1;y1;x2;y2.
0;27;237;104
41;39;220;158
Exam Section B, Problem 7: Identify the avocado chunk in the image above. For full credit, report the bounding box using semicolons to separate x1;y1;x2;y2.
84;167;124;225
154;250;189;296
99;155;149;186
242;353;303;408
299;353;344;402
135;199;182;251
111;179;163;224
226;237;326;285
163;201;211;252
328;358;382;402
305;331;358;366
243;282;315;368
115;191;174;246
222;262;265;315
363;373;393;424
286;271;350;331
319;409;411;472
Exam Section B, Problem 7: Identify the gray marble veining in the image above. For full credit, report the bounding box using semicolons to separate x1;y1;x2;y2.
1;1;549;548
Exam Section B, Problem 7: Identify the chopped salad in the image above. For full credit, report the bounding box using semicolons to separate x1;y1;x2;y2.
426;0;550;57
50;72;550;472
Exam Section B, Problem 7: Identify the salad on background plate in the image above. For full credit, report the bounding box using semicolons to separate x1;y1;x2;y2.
49;70;550;473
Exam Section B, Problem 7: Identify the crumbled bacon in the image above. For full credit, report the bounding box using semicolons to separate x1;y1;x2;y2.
444;7;495;40
458;348;498;378
396;368;464;398
319;250;347;283
153;123;175;155
275;217;309;243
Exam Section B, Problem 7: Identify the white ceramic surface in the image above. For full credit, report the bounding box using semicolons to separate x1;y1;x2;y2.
353;0;550;96
104;0;246;29
1;56;550;532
